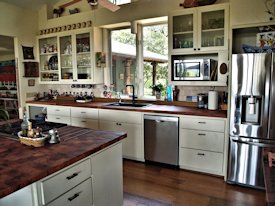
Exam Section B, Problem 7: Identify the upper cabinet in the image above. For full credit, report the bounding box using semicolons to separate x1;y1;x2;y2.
38;28;104;84
169;3;229;54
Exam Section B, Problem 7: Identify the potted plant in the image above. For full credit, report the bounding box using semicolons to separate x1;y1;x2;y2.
151;83;164;100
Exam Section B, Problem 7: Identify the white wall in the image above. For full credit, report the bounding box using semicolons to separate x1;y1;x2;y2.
0;2;39;117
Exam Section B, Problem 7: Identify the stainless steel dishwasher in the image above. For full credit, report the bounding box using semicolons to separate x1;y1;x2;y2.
144;115;179;166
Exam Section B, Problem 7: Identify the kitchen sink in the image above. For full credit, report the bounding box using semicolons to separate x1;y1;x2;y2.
105;102;151;108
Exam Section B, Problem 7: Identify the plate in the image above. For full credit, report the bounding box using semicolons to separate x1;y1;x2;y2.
48;55;58;70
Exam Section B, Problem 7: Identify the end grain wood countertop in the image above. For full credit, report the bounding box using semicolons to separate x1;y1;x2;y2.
0;126;126;198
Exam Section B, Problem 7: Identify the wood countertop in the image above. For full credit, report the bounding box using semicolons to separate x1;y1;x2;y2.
0;126;126;198
27;100;227;118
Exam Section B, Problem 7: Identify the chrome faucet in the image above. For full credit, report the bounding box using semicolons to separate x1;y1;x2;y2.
126;84;136;104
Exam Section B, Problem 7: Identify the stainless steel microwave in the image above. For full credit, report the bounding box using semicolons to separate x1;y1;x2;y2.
172;58;217;81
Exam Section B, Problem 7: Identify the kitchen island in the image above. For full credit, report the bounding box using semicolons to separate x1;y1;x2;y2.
0;126;126;206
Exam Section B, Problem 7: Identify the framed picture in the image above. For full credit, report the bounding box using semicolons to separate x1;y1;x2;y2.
22;46;34;60
28;79;35;86
24;62;39;77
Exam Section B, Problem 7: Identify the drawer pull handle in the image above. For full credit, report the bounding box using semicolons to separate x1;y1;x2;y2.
116;123;122;126
81;121;87;123
68;192;81;201
197;153;205;156
66;172;79;180
56;117;60;120
198;122;206;124
198;133;206;136
55;109;60;112
81;112;86;114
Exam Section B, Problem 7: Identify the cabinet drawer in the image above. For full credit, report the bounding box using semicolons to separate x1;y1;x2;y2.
180;116;225;132
180;129;224;152
47;106;71;117
179;148;223;175
71;107;98;119
71;118;99;129
99;109;142;124
47;178;92;206
41;159;91;205
47;115;71;125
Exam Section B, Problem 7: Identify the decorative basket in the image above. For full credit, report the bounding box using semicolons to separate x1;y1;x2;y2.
18;132;48;147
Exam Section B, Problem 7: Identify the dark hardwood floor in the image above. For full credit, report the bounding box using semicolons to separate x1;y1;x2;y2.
123;160;266;206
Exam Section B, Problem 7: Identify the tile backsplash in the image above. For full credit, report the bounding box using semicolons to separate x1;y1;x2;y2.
176;86;228;101
42;84;228;101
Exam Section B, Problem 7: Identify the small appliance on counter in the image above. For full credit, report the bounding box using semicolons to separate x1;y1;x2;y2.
208;90;218;110
197;93;207;108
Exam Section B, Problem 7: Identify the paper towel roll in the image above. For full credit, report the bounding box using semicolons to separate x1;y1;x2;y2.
208;91;218;110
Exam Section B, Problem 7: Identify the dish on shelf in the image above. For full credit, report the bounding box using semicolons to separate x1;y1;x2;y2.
242;44;275;53
48;55;58;70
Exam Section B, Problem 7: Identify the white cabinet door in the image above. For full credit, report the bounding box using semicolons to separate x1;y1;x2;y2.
180;116;225;132
71;118;98;129
169;3;229;53
180;129;224;152
71;107;99;129
179;148;223;175
91;143;123;206
41;159;91;205
99;120;143;161
0;184;37;206
47;178;93;206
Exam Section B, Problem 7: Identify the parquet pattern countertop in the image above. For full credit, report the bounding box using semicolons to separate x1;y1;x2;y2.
27;100;227;118
0;126;126;198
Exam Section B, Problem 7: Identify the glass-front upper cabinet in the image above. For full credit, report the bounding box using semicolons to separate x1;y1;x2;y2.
60;35;73;81
76;33;92;81
172;12;195;50
169;3;228;53
38;36;59;82
59;32;93;83
38;28;104;84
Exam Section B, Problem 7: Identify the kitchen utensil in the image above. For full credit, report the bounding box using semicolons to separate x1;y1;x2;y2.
48;129;60;144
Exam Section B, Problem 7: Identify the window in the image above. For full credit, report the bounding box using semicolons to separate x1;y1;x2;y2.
143;24;168;97
111;28;137;95
110;21;168;99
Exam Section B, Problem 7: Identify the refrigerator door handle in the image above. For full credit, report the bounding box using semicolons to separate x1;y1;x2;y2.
232;138;275;147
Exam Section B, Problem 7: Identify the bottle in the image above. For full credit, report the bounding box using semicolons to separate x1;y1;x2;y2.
21;112;29;137
167;84;173;102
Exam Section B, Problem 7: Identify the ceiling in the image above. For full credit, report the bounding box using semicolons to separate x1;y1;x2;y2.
0;0;60;10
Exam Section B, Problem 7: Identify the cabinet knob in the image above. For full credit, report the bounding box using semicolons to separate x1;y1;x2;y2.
197;153;205;156
198;48;201;50
194;48;196;51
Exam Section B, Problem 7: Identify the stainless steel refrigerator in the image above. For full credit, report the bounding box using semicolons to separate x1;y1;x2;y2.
228;53;275;189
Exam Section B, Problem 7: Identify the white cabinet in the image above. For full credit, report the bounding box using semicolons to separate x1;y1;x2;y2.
35;142;123;206
99;109;144;161
47;178;92;206
71;107;99;129
38;35;59;82
91;142;123;206
179;115;226;176
0;184;38;206
169;3;229;53
40;159;91;205
47;105;71;124
38;28;104;84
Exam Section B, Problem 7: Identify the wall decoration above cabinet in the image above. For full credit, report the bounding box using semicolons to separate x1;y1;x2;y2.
169;3;229;53
37;28;104;84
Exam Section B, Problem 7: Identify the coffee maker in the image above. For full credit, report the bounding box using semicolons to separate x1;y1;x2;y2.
197;93;208;108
